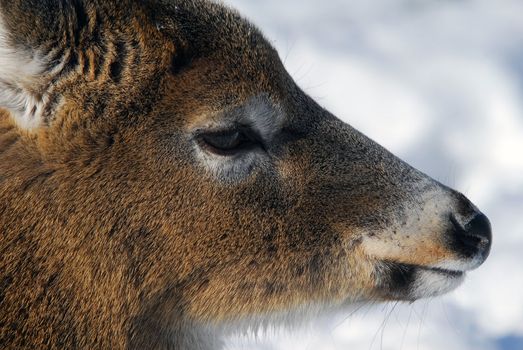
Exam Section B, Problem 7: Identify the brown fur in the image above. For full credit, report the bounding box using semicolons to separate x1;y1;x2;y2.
0;1;491;349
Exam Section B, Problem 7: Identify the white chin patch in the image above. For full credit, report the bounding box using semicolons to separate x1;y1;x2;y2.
410;268;465;299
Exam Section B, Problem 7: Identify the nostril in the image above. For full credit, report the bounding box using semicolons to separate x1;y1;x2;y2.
450;213;492;260
464;213;492;245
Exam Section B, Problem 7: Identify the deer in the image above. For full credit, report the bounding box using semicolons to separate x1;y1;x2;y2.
0;0;492;349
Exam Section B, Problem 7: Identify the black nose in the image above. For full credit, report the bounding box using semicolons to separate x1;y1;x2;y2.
450;213;492;261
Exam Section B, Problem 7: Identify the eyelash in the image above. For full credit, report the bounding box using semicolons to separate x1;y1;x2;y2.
196;128;263;156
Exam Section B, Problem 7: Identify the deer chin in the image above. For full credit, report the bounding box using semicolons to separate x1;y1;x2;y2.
376;262;466;301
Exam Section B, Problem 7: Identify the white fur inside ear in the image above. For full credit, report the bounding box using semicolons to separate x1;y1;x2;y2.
0;16;49;130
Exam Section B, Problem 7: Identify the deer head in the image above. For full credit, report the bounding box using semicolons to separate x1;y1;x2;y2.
0;1;491;349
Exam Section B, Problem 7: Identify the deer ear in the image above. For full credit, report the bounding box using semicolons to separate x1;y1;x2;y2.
0;16;54;130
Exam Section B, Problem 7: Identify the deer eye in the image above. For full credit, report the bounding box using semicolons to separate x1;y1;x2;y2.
196;129;260;156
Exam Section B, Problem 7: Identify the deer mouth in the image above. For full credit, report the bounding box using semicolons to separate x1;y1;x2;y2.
418;265;464;278
376;262;465;301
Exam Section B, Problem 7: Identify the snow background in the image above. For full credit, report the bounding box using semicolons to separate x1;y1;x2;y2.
220;0;523;349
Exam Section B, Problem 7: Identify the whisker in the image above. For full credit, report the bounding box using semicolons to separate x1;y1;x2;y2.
400;304;413;350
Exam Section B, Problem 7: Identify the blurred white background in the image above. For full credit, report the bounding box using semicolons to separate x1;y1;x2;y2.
221;0;523;349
